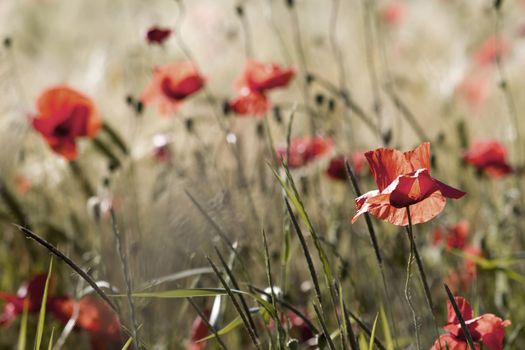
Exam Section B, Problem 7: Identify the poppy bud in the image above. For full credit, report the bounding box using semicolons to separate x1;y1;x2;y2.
328;98;336;111
305;73;314;84
222;100;231;115
185;118;194;132
382;128;392;145
494;0;503;10
125;95;134;106
102;177;111;187
87;197;102;222
108;159;120;172
135;101;144;115
235;5;244;16
286;0;295;8
431;154;438;170
314;93;325;105
256;122;264;137
3;37;12;48
273;106;283;123
436;132;446;144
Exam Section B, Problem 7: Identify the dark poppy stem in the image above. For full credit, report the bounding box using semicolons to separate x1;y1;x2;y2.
344;159;399;349
405;206;441;341
404;207;421;350
444;284;477;350
15;225;117;312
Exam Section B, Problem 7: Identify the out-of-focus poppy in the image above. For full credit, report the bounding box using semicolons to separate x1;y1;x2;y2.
276;136;333;169
32;86;101;160
352;143;465;226
456;73;491;111
0;273;53;327
432;220;469;250
463;140;513;178
445;245;482;293
473;37;509;67
430;296;510;350
50;295;124;350
186;310;210;350
229;89;270;117
230;60;294;117
0;273;123;350
235;59;295;94
146;26;172;45
326;151;367;181
141;61;205;116
378;1;407;26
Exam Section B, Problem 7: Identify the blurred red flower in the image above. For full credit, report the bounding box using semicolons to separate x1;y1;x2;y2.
432;220;469;250
141;61;205;116
186;311;210;350
456;73;490;111
326;151;367;181
0;273;123;350
32;86;101;160
146;26;172;45
378;1;407;26
276;136;333;169
230;59;295;117
352;143;465;226
50;296;124;350
229;89;270;117
473;36;509;67
235;59;295;94
431;296;510;350
0;273;53;326
446;245;482;293
463;140;513;178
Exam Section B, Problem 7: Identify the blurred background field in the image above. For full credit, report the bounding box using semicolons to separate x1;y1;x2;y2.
0;0;525;349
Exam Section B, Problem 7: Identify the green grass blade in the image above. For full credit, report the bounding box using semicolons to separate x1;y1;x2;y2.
120;337;133;350
114;288;246;299
196;316;244;342
17;298;29;350
379;305;394;350
35;258;53;350
47;328;54;350
368;313;379;350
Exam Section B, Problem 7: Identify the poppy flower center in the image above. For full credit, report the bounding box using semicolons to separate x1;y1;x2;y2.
53;122;71;138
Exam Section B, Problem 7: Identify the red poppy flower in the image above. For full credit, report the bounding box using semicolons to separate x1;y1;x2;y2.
378;1;407;26
187;311;210;350
352;143;465;226
430;296;510;350
463;140;513;178
49;295;123;350
141;61;205;116
146;26;172;45
229;89;270;117
32;86;101;160
229;60;294;117
326;151;367;181
473;37;509;67
432;220;469;250
0;273;53;326
276;136;333;169
235;59;295;93
267;309;314;344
